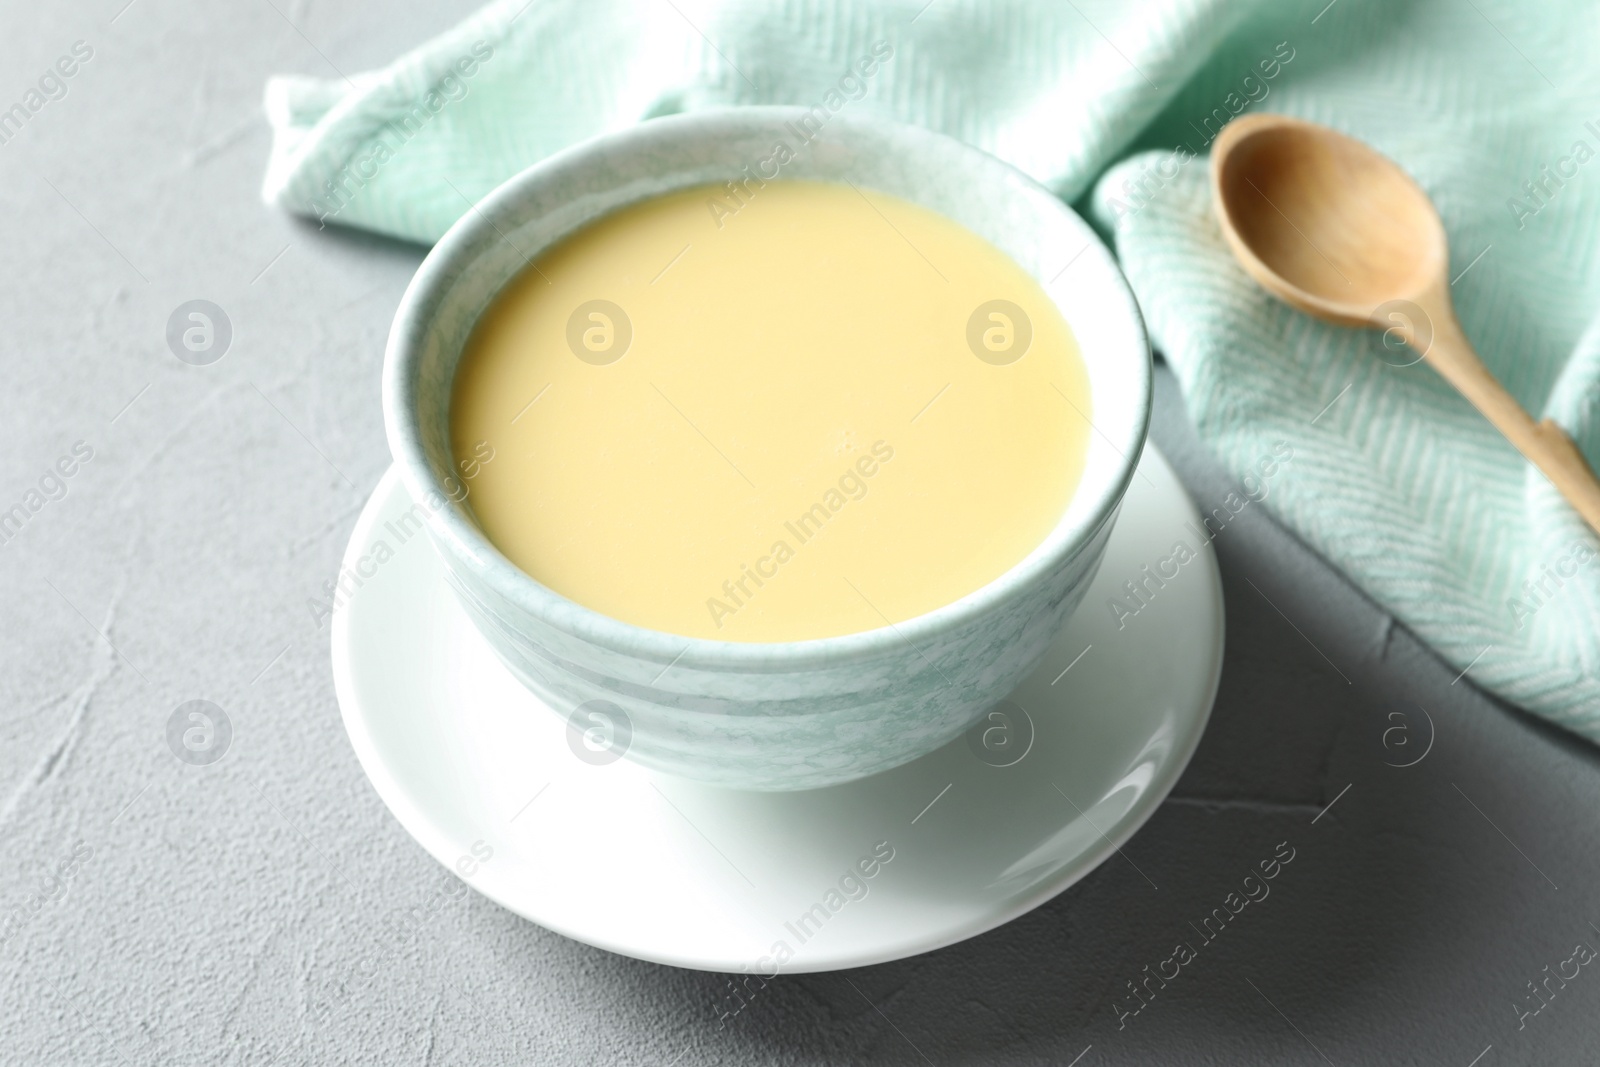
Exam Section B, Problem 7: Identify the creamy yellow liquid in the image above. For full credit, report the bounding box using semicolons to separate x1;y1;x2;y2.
451;180;1091;642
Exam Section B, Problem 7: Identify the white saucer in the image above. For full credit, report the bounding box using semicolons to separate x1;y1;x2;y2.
333;444;1223;973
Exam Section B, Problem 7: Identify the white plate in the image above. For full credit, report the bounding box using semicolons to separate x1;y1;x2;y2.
333;443;1223;973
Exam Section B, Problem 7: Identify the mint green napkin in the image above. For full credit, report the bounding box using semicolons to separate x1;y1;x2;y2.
263;0;1600;740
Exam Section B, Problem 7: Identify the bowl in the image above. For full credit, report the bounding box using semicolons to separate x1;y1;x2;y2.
383;106;1150;791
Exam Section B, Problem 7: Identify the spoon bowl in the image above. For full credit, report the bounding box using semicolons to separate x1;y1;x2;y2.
1210;112;1600;535
1213;114;1446;325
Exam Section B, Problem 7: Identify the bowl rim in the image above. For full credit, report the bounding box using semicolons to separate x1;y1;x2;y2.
383;105;1151;669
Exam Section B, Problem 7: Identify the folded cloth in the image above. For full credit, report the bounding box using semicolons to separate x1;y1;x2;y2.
261;0;1252;241
262;0;1600;740
1091;1;1600;739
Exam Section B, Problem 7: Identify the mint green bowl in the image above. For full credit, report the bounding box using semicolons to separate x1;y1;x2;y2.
383;107;1150;791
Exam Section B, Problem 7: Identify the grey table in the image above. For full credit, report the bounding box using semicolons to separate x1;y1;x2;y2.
3;1;1597;1063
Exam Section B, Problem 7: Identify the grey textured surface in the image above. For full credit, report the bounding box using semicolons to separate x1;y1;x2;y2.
2;1;1598;1064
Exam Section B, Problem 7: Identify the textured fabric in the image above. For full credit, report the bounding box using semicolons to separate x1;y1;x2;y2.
1090;2;1600;740
262;0;1600;741
260;0;1252;242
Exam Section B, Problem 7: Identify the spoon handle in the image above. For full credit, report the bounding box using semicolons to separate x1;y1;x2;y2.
1420;305;1600;535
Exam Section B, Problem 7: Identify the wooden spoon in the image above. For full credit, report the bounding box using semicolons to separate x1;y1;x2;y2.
1210;112;1600;534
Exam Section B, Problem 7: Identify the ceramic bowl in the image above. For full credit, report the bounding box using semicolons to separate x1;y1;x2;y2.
383;106;1150;791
